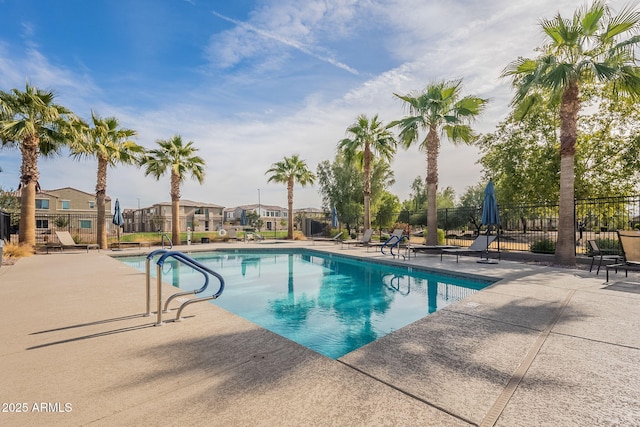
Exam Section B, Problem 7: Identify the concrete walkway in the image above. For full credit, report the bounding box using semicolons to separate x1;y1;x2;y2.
0;242;638;426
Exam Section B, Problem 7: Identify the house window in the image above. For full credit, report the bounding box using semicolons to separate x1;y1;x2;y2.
35;199;49;209
195;208;202;214
61;200;70;210
88;201;95;209
79;220;92;229
36;219;49;229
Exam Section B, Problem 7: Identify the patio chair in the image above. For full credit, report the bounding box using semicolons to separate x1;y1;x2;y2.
605;230;640;281
441;234;498;262
312;231;344;244
587;239;622;275
52;231;99;253
341;229;373;249
405;243;461;260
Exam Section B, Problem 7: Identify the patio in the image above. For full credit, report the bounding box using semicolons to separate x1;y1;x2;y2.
0;242;638;426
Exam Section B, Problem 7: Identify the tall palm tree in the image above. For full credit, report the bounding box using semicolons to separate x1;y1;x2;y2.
503;0;640;265
390;79;487;245
266;155;316;239
70;112;142;249
141;135;205;245
338;114;396;231
0;83;77;246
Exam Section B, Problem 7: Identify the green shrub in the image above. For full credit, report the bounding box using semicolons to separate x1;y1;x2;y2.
530;238;556;254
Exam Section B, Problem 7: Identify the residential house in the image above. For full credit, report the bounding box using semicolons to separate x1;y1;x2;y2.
124;200;224;233
224;203;288;232
32;187;110;243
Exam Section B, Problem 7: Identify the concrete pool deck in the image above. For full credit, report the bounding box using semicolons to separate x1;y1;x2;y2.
0;241;638;426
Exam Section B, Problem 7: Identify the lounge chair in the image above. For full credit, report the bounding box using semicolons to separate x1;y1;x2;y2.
587;239;622;275
50;231;99;253
605;230;640;281
441;234;498;262
341;229;373;249
405;243;460;260
110;241;152;250
312;231;344;244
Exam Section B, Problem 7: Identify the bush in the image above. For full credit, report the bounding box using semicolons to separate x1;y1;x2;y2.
594;238;620;252
530;238;556;254
2;241;34;259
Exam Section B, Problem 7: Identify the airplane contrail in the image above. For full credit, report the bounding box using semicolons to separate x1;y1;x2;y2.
211;10;358;75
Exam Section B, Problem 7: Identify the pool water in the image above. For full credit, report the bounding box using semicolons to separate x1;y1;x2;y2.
121;250;492;359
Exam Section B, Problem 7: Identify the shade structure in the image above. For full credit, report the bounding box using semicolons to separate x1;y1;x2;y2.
479;180;499;263
112;199;124;247
241;209;247;226
481;179;500;226
331;207;338;228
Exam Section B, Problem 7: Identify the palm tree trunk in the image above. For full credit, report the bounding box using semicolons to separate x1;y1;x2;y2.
556;81;579;266
19;136;39;246
96;156;108;249
171;171;181;245
287;178;294;239
363;144;372;231
425;129;439;246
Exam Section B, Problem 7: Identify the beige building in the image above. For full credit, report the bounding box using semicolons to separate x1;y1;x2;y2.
223;204;288;232
28;187;110;243
124;200;224;233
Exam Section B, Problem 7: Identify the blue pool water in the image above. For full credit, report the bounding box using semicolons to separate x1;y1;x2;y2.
121;250;493;359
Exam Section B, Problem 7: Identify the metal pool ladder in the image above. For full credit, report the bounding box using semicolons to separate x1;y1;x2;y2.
145;249;224;326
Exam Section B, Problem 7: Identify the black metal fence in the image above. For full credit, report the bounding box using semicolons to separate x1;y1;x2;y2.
0;210;10;241
4;195;640;252
391;195;640;254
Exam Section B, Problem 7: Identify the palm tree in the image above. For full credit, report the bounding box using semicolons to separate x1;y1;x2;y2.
503;0;640;265
390;79;487;245
141;135;205;245
266;155;316;239
71;112;142;249
338;114;396;231
0;83;77;246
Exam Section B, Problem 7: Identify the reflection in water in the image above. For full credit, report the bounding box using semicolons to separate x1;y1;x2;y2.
122;251;490;358
269;254;317;328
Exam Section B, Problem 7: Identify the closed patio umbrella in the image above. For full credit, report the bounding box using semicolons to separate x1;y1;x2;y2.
113;199;124;249
241;209;247;226
331;207;338;228
479;180;500;263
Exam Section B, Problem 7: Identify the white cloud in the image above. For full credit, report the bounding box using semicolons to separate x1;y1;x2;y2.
1;0;631;211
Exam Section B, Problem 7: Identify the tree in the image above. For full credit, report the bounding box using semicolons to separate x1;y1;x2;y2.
317;154;395;236
338;114;396;231
265;154;316;239
0;83;77;246
317;155;363;236
71;112;142;249
142;135;205;245
374;191;401;231
390;79;487;245
477;100;560;206
502;0;640;265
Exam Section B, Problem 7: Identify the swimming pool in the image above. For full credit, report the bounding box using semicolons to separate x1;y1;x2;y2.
121;249;494;359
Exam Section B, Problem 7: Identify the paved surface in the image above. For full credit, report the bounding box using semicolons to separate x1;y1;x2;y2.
0;242;639;426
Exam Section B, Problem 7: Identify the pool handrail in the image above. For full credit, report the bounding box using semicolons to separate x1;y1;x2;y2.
389;235;408;258
145;249;170;316
380;234;406;256
161;233;173;249
161;252;223;312
154;251;225;325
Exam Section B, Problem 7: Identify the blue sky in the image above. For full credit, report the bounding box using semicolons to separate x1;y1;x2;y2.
0;0;626;211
